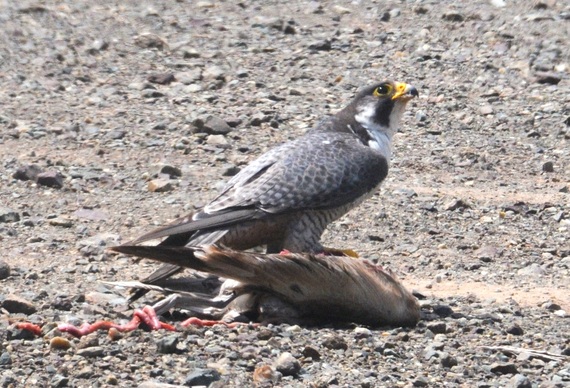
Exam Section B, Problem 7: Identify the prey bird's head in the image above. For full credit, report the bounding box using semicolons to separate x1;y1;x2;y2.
336;81;418;154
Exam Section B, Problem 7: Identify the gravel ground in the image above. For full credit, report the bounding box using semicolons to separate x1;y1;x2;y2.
1;0;569;387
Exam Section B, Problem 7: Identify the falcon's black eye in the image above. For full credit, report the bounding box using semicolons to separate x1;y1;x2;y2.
373;84;392;97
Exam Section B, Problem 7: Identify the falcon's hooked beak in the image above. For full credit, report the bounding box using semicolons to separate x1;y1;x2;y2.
391;82;419;101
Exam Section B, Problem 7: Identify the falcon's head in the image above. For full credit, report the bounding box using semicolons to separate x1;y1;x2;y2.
338;81;418;154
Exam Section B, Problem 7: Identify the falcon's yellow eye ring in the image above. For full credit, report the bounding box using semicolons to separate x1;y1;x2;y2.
373;84;392;97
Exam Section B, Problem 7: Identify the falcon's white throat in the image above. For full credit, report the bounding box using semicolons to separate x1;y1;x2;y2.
354;101;409;162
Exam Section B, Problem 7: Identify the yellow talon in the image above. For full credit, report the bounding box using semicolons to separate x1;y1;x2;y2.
322;247;359;258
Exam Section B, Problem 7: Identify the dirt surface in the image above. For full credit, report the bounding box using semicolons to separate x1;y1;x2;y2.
1;0;569;387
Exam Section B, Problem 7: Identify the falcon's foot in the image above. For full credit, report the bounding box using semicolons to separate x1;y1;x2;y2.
58;306;175;338
321;246;359;258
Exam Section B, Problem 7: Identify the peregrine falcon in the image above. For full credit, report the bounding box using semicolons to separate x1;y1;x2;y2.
113;81;418;299
110;245;421;327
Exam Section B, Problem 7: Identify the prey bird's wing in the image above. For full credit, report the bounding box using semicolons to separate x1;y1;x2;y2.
111;244;420;326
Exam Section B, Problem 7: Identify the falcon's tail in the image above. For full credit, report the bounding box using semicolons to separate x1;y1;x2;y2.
110;245;210;272
109;244;258;282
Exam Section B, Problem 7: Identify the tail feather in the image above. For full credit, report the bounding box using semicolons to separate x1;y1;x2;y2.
109;245;210;273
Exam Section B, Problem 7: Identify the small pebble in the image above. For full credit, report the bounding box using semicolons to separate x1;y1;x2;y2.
148;179;174;193
76;346;105;358
0;260;10;279
36;171;65;188
253;365;280;385
50;337;72;350
184;368;221;386
490;362;518;375
542;161;554;172
107;327;123;341
509;374;532;388
322;336;348;350
0;207;20;223
2;294;37;315
273;352;301;377
157;335;180;354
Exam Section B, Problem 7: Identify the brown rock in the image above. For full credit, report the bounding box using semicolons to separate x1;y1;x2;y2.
50;336;72;350
148;179;174;192
36;171;64;188
13;164;42;181
147;73;175;85
2;294;37;315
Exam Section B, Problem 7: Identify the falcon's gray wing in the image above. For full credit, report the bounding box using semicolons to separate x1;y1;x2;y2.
206;127;389;214
129;120;388;244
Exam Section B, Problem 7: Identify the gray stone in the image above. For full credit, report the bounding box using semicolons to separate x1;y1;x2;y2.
535;72;561;85
76;366;94;378
427;322;447;334
542;161;554;172
308;39;332;51
142;90;165;98
36;171;65;188
157;335;180;354
151;164;182;178
273;352;301;377
249;113;268;126
148;179;174;192
51;374;69;387
542;302;561;311
0;207;20;223
480;105;494;115
490;362;518;375
444;198;470;211
506;324;524;335
0;260;10;279
442;12;465;22
184;368;220;386
440;352;458;367
301;346;321;360
389;8;401;18
13;164;42;181
147;73;175;85
91;39;108;51
423;346;439;360
415;110;428;122
180;47;201;58
7;326;37;340
138;382;186;388
77;233;121;255
206;134;229;147
193;115;232;135
509;374;532;388
76;346;105;357
517;263;546;276
475;245;499;262
322;336;348;350
490;0;506;8
413;376;429;387
202;66;225;81
175;69;202;84
433;304;454;317
2;294;37;314
354;327;372;338
134;33;166;50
